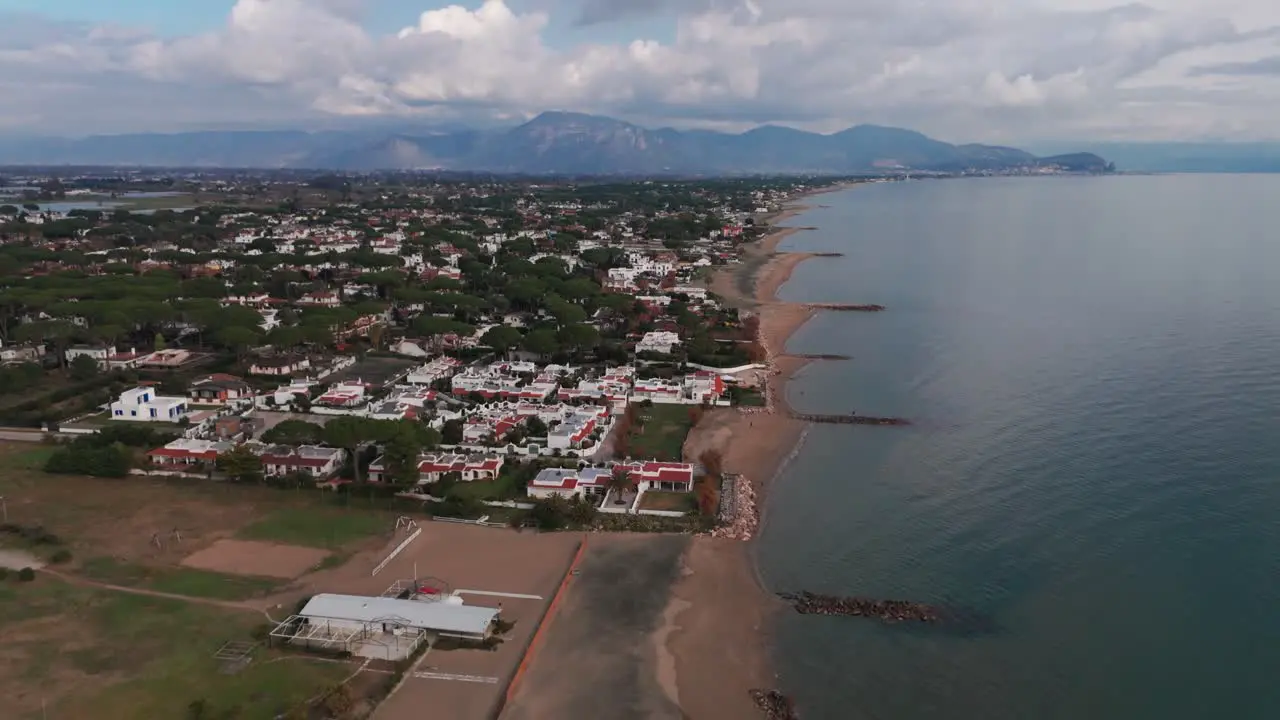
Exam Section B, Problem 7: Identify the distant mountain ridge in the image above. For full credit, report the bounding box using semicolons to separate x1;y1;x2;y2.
0;111;1111;174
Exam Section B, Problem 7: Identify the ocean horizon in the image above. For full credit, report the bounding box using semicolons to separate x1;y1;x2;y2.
756;175;1280;719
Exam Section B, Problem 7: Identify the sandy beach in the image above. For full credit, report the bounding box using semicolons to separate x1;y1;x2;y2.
663;188;840;717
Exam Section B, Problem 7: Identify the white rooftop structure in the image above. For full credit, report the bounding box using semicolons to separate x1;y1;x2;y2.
298;593;499;639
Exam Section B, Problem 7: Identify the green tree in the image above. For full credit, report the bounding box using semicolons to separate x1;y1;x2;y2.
559;323;600;352
525;416;549;437
153;332;166;352
261;419;324;445
605;468;634;502
215;325;259;359
440;418;464;445
481;325;523;357
267;325;306;350
216;446;263;484
521;328;559;357
69;353;100;381
321;417;378;484
381;424;423;487
412;315;472;338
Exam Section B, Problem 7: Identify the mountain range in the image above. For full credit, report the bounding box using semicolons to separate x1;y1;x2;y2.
0;112;1111;175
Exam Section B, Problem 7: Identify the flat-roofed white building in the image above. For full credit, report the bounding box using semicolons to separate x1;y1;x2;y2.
109;387;189;422
270;592;501;660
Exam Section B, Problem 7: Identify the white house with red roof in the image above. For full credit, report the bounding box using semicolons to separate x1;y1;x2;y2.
314;381;369;408
367;452;503;485
461;415;524;445
526;461;695;501
612;461;696;492
146;438;234;468
297;291;341;308
547;411;599;451
260;445;345;479
249;355;311;376
405;357;463;385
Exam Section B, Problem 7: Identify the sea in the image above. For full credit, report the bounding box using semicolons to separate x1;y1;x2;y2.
755;174;1280;720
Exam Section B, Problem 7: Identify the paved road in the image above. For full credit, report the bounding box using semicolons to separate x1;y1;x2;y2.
0;430;43;443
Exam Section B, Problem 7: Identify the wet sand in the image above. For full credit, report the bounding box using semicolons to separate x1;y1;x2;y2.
665;189;841;717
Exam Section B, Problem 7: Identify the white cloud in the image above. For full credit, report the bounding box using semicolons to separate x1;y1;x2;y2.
2;0;1280;140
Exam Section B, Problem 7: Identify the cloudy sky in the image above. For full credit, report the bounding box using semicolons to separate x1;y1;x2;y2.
4;0;1280;142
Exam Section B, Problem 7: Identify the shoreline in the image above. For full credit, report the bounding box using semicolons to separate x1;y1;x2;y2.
666;184;848;717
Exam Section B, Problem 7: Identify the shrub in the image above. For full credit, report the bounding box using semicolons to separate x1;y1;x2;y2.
17;567;35;582
50;549;73;564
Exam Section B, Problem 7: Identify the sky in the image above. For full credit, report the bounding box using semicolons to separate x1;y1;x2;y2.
4;0;1280;142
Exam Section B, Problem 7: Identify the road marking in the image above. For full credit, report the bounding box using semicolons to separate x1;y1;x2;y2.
454;589;544;600
414;671;500;684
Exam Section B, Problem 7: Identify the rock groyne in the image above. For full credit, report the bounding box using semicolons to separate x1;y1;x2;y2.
750;689;799;719
789;413;911;426
778;591;941;623
803;303;886;312
783;353;851;361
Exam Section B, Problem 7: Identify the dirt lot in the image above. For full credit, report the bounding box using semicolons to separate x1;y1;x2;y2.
0;442;589;720
501;534;691;720
180;539;331;579
0;443;400;715
368;524;584;720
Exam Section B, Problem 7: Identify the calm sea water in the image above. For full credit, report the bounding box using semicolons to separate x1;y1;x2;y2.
756;175;1280;720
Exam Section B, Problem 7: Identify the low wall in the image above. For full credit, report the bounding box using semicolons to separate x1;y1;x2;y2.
371;526;423;577
685;362;766;374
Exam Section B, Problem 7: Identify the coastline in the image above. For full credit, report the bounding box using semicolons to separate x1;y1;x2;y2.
665;186;840;717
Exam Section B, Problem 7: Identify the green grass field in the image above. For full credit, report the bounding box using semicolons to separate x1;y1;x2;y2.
77;557;282;601
237;506;392;550
0;577;349;720
447;474;518;502
628;405;696;461
9;445;55;470
637;491;697;513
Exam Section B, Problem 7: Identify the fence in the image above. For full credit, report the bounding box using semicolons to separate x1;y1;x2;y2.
371;526;422;577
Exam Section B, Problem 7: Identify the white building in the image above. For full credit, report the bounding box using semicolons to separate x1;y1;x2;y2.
65;344;113;368
636;331;681;355
270;593;500;660
546;412;599;451
109;387;189;422
405;357;462;385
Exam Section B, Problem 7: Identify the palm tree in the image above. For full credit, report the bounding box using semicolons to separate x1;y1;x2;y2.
606;468;634;506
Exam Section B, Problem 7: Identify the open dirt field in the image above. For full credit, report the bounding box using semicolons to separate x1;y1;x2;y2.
180;539;330;579
326;356;417;388
501;534;691;720
367;524;584;720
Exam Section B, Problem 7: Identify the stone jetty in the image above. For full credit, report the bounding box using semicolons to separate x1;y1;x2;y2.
789;412;911;426
784;353;851;361
750;689;799;719
803;303;885;312
778;591;942;623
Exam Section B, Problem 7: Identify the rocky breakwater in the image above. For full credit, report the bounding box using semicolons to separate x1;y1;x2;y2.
707;474;759;541
778;591;942;624
789;412;911;426
750;689;799;719
803;303;885;312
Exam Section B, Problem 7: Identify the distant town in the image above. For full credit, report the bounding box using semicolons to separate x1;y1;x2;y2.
0;166;1097;719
